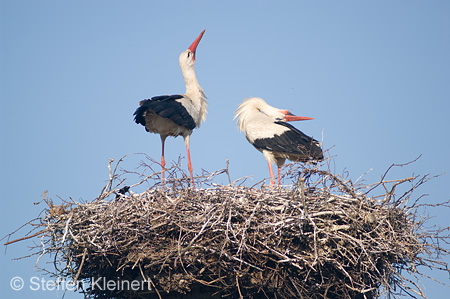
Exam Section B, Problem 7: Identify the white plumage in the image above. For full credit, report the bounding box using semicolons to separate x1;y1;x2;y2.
134;30;207;189
235;97;323;186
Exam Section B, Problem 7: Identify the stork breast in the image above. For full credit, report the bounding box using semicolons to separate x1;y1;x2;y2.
144;111;192;137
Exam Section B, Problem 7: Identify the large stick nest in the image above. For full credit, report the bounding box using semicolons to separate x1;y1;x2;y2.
4;156;450;299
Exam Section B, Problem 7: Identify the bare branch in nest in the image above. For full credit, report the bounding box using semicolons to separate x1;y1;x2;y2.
3;155;450;299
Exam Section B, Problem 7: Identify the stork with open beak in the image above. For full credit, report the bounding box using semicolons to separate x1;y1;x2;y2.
134;30;207;189
234;97;323;186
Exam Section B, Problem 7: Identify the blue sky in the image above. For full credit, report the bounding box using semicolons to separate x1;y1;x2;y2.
1;1;449;298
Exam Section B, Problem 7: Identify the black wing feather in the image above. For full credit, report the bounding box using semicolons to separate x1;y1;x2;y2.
252;122;323;161
133;94;196;130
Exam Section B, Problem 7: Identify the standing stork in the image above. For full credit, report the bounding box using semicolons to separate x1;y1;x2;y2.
134;30;207;189
234;97;323;186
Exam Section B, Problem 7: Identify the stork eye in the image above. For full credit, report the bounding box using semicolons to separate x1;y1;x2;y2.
187;52;191;58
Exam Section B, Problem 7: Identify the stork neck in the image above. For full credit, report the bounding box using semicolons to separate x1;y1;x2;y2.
182;65;203;98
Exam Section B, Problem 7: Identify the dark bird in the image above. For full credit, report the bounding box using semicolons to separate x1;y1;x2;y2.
115;186;130;200
234;97;323;186
134;30;207;189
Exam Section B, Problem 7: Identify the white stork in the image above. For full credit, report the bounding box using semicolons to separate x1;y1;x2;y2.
234;97;323;186
134;30;207;189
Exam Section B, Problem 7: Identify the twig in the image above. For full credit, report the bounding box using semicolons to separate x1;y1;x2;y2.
73;247;87;285
4;229;48;246
4;154;449;299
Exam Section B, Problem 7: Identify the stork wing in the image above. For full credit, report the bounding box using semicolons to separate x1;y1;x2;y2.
134;95;196;130
252;122;323;161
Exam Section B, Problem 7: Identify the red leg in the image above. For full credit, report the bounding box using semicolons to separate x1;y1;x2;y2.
184;136;196;190
160;136;167;188
268;162;275;186
278;166;281;186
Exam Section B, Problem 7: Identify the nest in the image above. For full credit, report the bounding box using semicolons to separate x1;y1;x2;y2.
4;156;450;299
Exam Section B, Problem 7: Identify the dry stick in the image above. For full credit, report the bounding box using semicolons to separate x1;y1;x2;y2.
237;200;261;256
199;246;263;271
381;177;415;207
225;158;232;185
290;175;304;201
394;269;426;298
96;158;115;200
288;276;303;298
363;177;416;189
35;232;47;270
73;248;87;285
139;263;162;299
4;229;48;246
235;274;243;299
5;156;449;298
1;217;41;243
363;155;422;196
304;169;357;198
61;212;73;245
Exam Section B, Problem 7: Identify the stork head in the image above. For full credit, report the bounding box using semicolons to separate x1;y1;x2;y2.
179;30;205;69
235;97;314;133
245;97;314;122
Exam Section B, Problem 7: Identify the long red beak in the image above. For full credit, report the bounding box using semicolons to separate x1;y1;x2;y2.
282;110;314;122
188;29;205;61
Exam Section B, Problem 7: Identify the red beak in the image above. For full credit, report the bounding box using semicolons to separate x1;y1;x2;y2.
188;29;205;61
281;110;314;122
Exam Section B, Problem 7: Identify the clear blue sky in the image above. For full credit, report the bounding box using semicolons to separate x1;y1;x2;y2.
1;1;449;298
